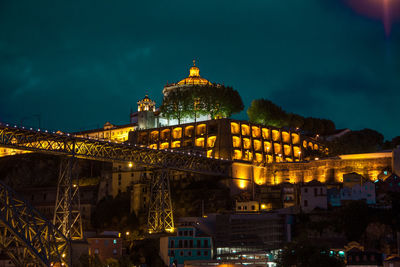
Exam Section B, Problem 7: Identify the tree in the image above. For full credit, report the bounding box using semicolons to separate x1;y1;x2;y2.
247;99;336;134
160;85;244;123
247;99;288;127
160;89;191;124
328;129;384;155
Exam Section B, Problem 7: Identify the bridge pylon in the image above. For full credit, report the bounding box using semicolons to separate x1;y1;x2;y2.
53;157;83;241
147;169;175;234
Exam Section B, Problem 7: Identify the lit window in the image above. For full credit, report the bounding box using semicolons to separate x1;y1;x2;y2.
195;138;205;147
232;136;241;148
230;122;240;134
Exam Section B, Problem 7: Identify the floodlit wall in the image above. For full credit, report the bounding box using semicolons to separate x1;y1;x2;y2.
231;153;393;190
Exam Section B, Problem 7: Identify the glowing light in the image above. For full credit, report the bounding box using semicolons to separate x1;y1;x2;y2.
128;162;133;168
346;0;399;36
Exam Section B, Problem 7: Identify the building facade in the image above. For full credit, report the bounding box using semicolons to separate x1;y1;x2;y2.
300;180;328;213
159;225;213;267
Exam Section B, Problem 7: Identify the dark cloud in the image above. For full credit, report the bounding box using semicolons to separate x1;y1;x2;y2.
0;0;399;138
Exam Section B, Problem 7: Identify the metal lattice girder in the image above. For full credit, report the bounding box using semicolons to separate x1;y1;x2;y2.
147;169;174;234
0;125;231;176
53;157;83;241
0;180;69;266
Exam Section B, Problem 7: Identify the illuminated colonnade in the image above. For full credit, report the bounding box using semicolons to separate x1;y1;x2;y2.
231;152;393;190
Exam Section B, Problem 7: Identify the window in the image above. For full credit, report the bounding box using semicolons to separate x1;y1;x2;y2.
179;231;183;236
188;251;192;256
170;240;175;248
189;240;193;248
314;188;318;196
184;240;188;248
113;249;117;255
251;205;255;210
204;250;208;256
237;206;242;210
304;188;308;193
94;249;99;254
189;230;193;236
184;231;188;236
180;251;184;257
197;240;201;248
244;206;247;210
95;239;99;244
204;240;209;248
179;240;183;248
197;251;201;256
304;200;308;207
104;240;109;246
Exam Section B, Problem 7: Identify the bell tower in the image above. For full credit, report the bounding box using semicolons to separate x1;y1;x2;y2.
137;95;156;129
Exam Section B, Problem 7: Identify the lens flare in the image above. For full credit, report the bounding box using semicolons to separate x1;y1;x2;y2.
345;0;400;36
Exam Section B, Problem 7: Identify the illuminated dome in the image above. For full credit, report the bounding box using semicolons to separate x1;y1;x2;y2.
177;60;212;86
163;60;217;97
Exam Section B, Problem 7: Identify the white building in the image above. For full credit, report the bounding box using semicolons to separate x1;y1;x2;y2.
300;180;327;213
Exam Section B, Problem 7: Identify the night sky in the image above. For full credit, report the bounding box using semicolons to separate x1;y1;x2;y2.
0;0;399;139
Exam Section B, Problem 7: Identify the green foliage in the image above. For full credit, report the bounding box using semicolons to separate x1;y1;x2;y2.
328;129;384;155
276;242;345;267
247;98;336;134
247;99;288;128
160;85;244;122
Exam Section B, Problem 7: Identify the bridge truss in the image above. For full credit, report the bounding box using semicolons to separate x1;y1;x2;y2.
0;124;231;264
0;180;69;266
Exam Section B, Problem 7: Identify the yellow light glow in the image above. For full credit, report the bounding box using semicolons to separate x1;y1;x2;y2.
255;153;263;163
272;130;280;141
207;150;213;158
196;124;206;135
126;231;130;236
284;145;291;156
243;138;251;149
274;143;282;154
291;133;300;144
262;128;270;139
254;140;261;151
185;125;194;137
195;137;205;147
241;124;250;136
252;126;261;138
207;136;216;148
282;131;290;143
160;142;169;149
128;162;133;168
149;144;157;149
172;127;182;139
230;122;240;134
238;179;248;189
233;150;242;160
171;141;181;148
232;136;241;148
